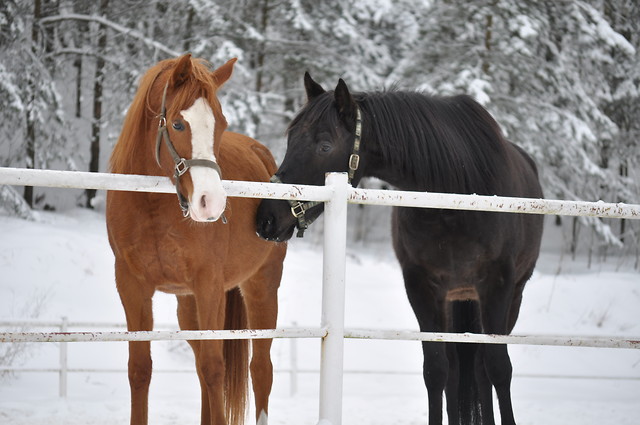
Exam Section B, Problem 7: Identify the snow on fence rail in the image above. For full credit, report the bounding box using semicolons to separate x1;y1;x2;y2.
1;166;640;425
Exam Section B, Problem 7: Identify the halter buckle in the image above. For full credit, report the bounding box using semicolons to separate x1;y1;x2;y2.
158;116;167;128
176;159;189;176
291;202;306;218
349;154;360;171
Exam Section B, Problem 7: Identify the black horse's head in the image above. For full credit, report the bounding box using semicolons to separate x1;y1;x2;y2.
256;73;364;242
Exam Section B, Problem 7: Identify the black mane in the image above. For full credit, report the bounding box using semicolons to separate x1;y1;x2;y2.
357;91;509;194
290;90;511;194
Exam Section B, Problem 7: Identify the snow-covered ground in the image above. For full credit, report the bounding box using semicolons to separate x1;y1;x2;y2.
0;209;638;424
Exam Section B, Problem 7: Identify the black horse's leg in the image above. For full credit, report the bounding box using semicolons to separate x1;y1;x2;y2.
403;265;448;425
481;264;518;425
476;346;495;425
444;343;459;424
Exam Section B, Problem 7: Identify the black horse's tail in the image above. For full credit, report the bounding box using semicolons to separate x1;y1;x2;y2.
447;287;483;425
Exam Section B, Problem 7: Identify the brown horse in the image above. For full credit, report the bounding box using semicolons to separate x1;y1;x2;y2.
106;54;286;425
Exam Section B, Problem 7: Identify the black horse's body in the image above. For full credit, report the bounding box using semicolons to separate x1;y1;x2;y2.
256;74;543;425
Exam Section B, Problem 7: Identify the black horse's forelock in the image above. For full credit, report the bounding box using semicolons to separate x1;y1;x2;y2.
290;89;510;195
286;92;337;136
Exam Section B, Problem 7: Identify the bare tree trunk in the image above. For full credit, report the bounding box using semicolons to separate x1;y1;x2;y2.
255;0;270;94
74;57;82;118
182;5;195;52
252;0;270;138
24;0;42;208
481;1;497;76
86;0;109;208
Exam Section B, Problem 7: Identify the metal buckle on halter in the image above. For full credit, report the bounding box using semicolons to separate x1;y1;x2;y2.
349;154;360;172
175;159;189;176
158;116;167;128
291;202;306;218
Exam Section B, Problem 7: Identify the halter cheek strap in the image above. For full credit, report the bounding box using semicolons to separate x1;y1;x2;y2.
348;107;362;184
156;82;227;223
271;105;362;238
270;174;321;238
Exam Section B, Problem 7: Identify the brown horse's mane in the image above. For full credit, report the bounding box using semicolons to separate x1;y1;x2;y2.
110;56;226;174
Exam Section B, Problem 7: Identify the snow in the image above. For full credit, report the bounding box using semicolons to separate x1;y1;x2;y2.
0;209;639;424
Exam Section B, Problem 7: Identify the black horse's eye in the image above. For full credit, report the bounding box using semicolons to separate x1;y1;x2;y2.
318;141;333;154
172;121;185;131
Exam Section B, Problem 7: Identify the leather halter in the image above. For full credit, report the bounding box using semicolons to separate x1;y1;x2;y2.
155;82;227;223
272;106;362;238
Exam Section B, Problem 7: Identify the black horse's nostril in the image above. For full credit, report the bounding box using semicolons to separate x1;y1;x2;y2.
257;214;274;239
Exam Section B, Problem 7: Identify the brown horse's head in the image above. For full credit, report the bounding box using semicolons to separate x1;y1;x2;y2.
111;54;236;222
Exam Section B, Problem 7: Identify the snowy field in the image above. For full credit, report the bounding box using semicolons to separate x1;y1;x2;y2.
0;208;639;424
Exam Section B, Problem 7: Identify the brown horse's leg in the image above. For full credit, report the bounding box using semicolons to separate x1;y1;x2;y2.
193;283;227;425
115;262;154;425
240;254;283;424
177;295;211;425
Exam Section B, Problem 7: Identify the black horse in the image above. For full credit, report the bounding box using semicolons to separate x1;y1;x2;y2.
256;73;544;425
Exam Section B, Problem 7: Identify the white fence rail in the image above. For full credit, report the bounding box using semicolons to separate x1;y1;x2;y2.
2;167;640;218
2;318;639;400
1;166;640;425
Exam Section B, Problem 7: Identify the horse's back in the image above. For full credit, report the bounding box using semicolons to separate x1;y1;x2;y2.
503;141;543;199
217;132;287;286
392;128;543;300
219;132;278;182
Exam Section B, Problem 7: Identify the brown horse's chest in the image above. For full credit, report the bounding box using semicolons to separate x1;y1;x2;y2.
117;212;226;292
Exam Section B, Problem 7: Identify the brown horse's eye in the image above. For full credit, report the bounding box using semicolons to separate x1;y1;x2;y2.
172;121;185;131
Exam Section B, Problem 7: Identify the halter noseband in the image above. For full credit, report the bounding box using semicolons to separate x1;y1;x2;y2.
155;82;227;223
272;106;362;238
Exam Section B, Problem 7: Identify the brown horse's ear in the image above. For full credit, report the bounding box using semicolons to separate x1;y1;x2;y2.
171;54;192;87
334;78;356;122
304;72;326;100
212;58;237;87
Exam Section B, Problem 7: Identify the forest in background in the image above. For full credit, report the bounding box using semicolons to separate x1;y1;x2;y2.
0;0;638;259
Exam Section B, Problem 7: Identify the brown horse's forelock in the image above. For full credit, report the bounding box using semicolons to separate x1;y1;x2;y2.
163;59;224;124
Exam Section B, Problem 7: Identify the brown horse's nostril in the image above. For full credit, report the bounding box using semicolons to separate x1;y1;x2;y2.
200;195;207;209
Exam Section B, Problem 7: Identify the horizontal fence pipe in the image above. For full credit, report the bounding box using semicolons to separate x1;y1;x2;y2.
0;320;177;329
0;167;332;202
2;167;639;219
2;367;638;382
343;329;640;350
0;328;327;343
349;188;640;220
3;327;637;350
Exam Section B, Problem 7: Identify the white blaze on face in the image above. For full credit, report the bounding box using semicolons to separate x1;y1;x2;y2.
180;97;227;222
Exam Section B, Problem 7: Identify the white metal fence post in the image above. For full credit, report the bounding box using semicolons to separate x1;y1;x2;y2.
59;316;68;398
290;321;298;397
318;172;349;425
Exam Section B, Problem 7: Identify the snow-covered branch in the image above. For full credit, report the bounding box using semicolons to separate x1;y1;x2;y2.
39;13;181;58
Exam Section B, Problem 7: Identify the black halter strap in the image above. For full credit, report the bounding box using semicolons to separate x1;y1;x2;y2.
270;174;321;238
271;105;362;238
155;82;227;223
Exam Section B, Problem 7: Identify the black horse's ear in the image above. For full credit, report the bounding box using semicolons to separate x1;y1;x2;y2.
304;72;326;100
334;78;356;122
